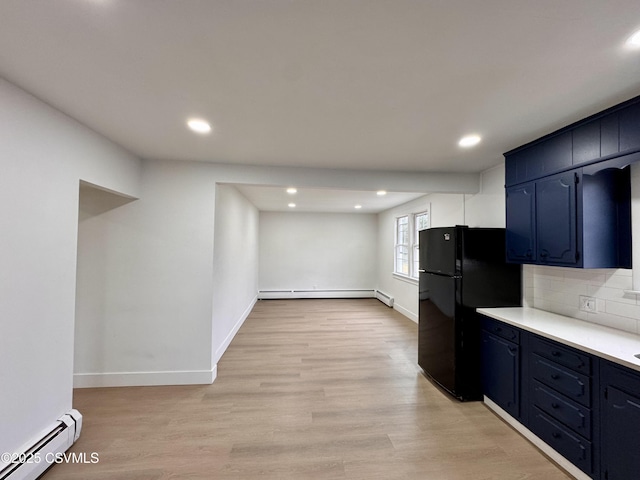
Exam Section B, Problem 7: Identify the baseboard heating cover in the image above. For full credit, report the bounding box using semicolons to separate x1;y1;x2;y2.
0;410;82;480
258;289;376;300
375;290;394;307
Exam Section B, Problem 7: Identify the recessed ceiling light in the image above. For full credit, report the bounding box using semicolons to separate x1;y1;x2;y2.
458;134;482;148
286;187;297;194
377;190;387;196
354;204;362;209
187;118;212;134
626;29;640;48
288;203;296;208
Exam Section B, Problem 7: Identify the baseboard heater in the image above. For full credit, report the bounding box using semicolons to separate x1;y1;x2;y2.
375;290;394;307
0;410;82;480
258;289;376;300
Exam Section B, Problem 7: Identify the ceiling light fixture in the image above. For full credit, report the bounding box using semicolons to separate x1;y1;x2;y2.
286;187;297;194
458;134;482;148
288;203;296;208
377;190;387;196
354;204;362;209
187;118;212;134
626;29;640;48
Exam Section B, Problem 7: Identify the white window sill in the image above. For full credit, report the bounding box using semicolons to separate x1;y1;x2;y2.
392;273;419;285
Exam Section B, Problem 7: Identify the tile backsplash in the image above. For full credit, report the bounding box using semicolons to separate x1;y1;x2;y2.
524;265;640;334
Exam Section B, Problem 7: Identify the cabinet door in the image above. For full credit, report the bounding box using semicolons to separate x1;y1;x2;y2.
600;112;619;157
572;120;601;165
506;183;536;263
536;171;578;266
482;331;520;419
602;386;640;479
619;102;640;153
541;132;573;174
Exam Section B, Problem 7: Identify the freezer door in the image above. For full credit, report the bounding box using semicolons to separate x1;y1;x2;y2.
418;272;457;394
419;227;458;276
459;228;522;307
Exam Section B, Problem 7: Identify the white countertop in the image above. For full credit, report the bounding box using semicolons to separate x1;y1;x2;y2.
477;307;640;373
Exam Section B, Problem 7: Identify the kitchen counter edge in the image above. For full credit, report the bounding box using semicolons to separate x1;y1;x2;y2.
476;307;640;372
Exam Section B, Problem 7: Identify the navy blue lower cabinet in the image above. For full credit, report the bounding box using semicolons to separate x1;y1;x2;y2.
530;407;593;474
481;319;605;478
528;333;599;478
530;354;591;407
481;329;520;419
601;362;640;480
531;380;592;439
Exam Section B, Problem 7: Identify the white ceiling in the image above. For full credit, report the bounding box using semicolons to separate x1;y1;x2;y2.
233;184;425;213
2;1;640;210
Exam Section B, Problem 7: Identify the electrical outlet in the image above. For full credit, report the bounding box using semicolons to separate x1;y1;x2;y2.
579;295;597;313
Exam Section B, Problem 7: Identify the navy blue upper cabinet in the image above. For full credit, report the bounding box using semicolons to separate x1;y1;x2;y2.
600;113;619;157
572;120;601;165
536;171;578;266
542;132;573;174
505;133;572;186
619;102;640;153
504;94;639;268
505;95;640;188
505;166;631;268
505;183;536;263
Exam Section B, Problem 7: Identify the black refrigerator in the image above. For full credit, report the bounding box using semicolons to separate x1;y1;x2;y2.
418;226;521;401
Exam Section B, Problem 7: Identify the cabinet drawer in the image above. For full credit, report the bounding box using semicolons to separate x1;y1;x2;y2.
531;380;591;439
531;354;591;406
531;407;593;475
530;335;591;375
603;361;640;398
481;317;520;343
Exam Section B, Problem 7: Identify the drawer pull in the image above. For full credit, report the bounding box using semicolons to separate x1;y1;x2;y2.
551;402;559;409
551;374;560;380
552;351;561;357
552;432;561;439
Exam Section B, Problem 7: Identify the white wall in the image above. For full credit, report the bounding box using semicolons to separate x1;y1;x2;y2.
464;164;507;227
0;78;141;462
376;164;507;321
212;185;259;365
259;212;377;293
74;159;217;387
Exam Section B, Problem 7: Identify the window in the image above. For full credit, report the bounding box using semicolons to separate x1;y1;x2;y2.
395;216;409;276
412;211;429;278
394;209;430;279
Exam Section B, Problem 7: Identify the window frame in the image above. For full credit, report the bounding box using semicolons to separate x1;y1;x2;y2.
393;208;430;280
394;215;410;277
411;211;430;279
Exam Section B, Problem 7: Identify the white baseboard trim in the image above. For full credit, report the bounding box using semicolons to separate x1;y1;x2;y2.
393;302;418;323
213;295;258;364
258;289;376;300
73;366;217;388
483;397;589;480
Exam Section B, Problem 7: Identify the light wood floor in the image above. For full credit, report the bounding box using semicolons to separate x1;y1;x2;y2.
42;299;569;479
